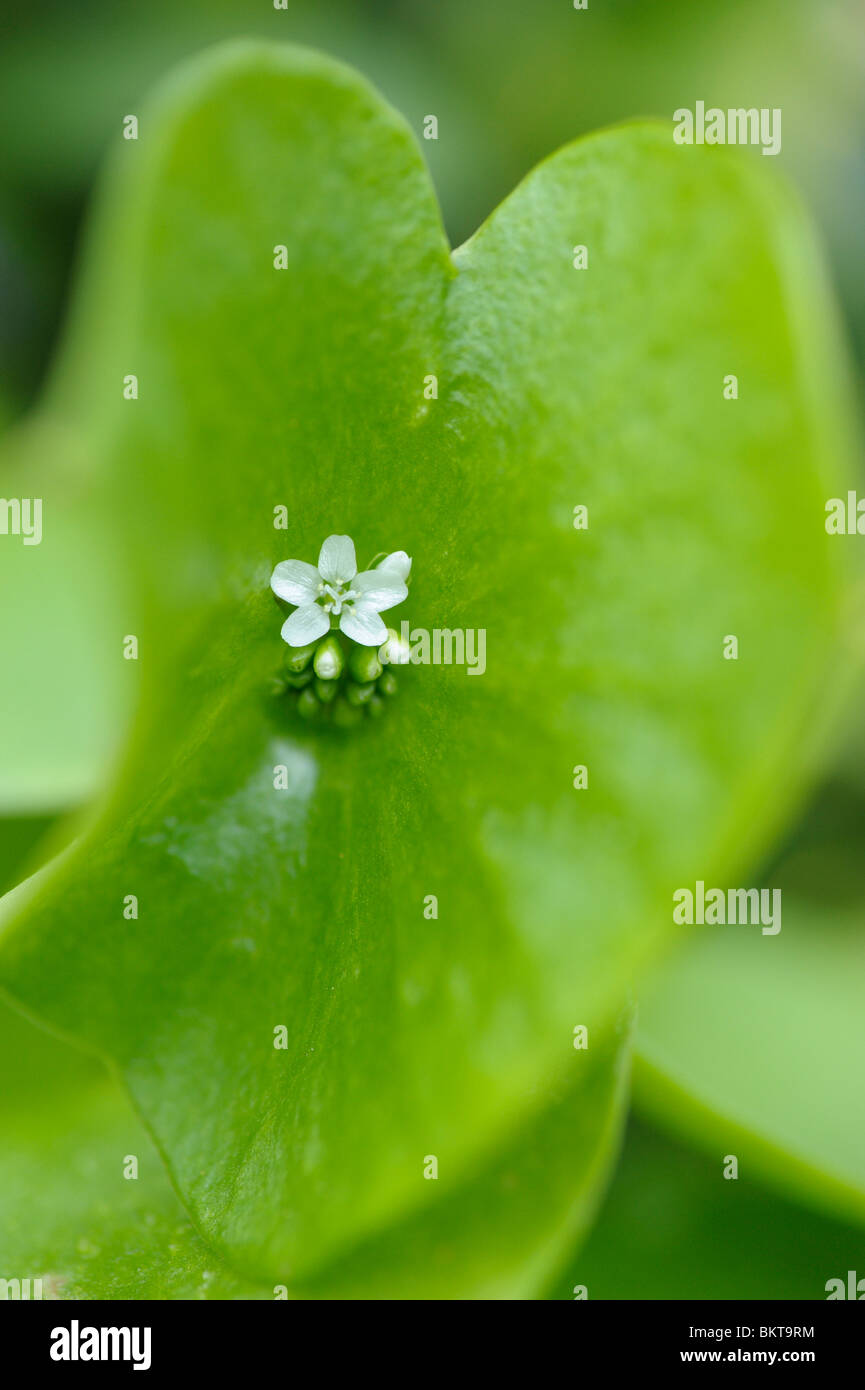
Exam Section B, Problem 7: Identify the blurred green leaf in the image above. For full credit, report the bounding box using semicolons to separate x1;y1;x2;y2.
0;41;856;1290
636;775;865;1228
552;1116;865;1300
0;422;132;812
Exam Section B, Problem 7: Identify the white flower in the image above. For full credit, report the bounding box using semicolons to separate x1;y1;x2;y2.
271;534;408;647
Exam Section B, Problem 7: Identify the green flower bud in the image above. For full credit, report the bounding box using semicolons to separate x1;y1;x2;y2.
285;642;317;674
314;677;339;704
366;694;386;719
297;686;320;720
378;670;398;697
346;680;375;707
284;669;314;689
348;643;382;684
313;634;344;681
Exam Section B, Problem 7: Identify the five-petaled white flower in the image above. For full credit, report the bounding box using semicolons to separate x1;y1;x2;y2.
271;535;411;647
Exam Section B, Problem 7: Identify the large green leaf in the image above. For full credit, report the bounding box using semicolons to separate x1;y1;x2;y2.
0;794;631;1302
0;42;855;1287
0;990;628;1301
636;772;865;1227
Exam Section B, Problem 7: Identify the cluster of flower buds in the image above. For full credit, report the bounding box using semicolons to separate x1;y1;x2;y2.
277;629;401;725
270;535;411;725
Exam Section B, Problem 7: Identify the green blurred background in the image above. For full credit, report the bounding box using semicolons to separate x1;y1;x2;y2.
1;0;863;1298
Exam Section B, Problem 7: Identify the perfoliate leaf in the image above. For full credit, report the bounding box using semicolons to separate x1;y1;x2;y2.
0;42;856;1288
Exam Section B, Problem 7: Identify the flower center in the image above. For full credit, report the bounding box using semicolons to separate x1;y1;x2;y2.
319;580;357;616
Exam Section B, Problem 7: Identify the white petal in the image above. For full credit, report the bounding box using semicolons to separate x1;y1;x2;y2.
353;569;408;613
340;603;388;646
281;604;330;646
318;534;357;584
271;559;321;605
377;550;412;581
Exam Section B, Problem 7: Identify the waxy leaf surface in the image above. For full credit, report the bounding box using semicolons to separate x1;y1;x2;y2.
0;43;855;1286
